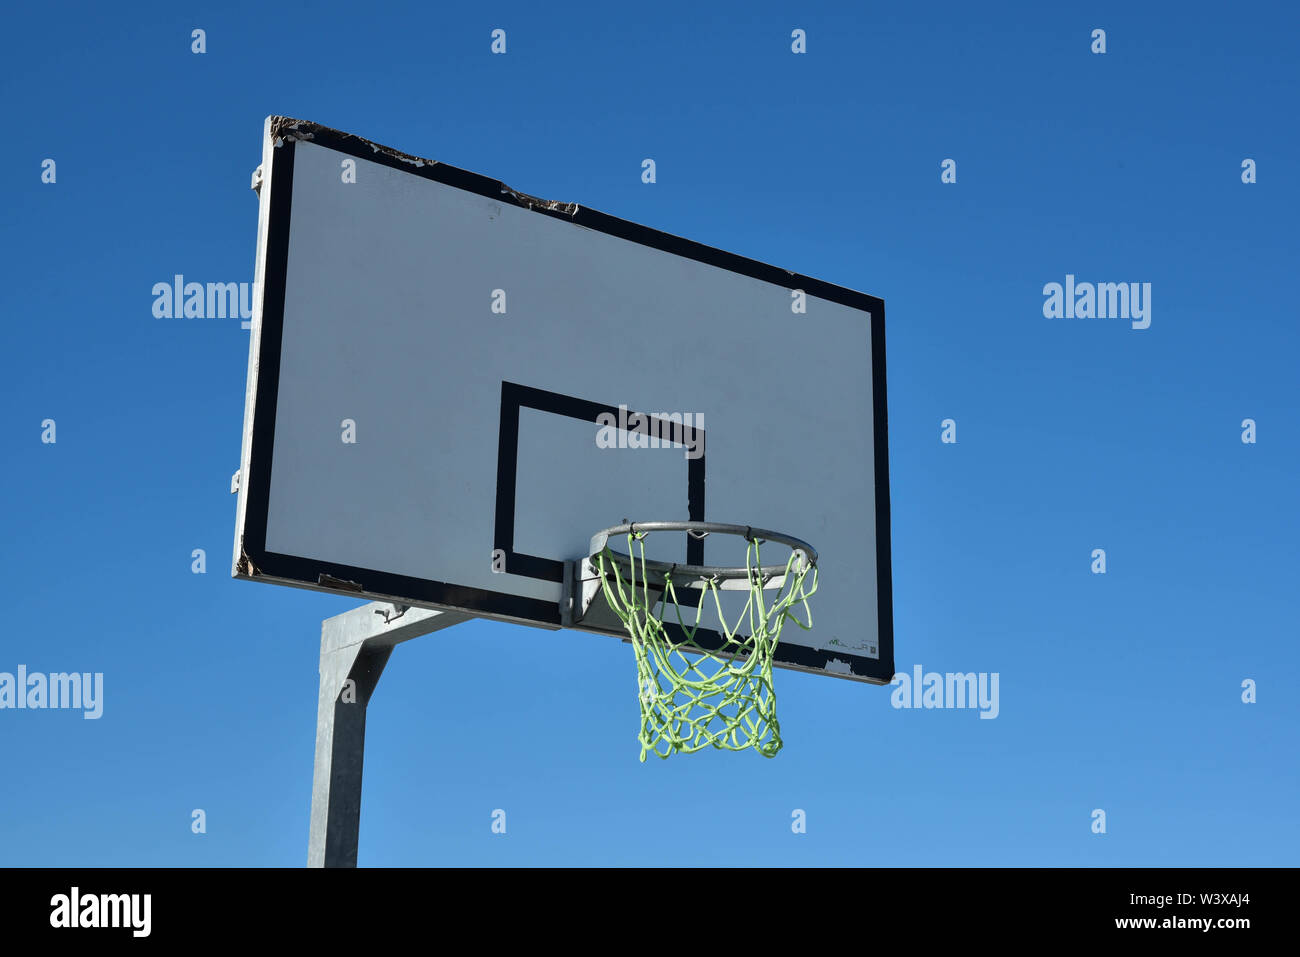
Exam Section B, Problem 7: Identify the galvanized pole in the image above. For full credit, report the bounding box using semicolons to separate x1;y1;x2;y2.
308;602;472;867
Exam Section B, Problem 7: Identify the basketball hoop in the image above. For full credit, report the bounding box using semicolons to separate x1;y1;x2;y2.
588;521;818;760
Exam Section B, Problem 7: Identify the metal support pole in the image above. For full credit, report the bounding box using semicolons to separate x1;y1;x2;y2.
308;601;472;867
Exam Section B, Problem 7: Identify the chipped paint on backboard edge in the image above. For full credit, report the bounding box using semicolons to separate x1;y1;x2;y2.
498;183;579;217
318;573;364;592
269;116;431;170
235;544;260;578
824;658;854;676
266;116;579;215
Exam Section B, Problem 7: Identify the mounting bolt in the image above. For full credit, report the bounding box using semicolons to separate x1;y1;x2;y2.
374;604;409;625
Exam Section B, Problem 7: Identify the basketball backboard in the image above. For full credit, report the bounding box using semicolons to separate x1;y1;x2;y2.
233;117;893;683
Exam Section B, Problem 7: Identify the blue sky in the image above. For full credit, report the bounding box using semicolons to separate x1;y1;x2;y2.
2;0;1297;865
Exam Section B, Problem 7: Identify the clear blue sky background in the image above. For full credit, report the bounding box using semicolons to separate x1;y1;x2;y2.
3;1;1296;865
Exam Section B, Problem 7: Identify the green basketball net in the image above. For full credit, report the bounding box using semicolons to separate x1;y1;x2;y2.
590;522;818;761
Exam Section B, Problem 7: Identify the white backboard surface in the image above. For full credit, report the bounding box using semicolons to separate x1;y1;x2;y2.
234;117;893;683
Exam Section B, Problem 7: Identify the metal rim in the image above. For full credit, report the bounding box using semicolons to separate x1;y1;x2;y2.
589;521;817;584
